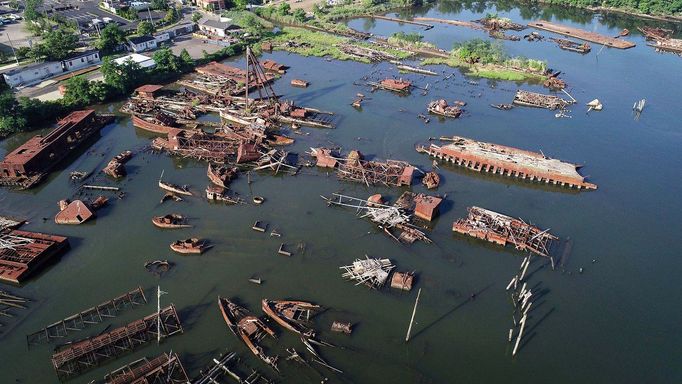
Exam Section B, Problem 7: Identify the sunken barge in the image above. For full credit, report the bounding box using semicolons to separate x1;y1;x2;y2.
417;136;597;190
452;206;558;257
0;110;114;189
513;90;571;110
0;230;70;284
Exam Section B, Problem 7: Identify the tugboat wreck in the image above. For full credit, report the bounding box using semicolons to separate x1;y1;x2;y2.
0;110;114;189
261;299;320;338
417;136;597;190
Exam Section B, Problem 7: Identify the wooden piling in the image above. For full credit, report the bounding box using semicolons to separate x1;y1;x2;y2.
405;288;422;342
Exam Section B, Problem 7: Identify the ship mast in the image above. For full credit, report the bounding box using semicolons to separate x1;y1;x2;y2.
245;46;250;113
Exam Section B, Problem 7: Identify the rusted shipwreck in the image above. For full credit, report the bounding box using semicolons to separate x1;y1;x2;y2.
452;206;558;257
218;297;278;370
261;299;320;338
55;197;107;225
0;110;114;189
0;229;69;284
528;20;635;49
152;214;191;229
104;352;189;384
374;78;412;93
170;238;211;255
513;90;571;110
428;99;463;118
103;151;133;179
51;305;183;380
208;163;238;188
417;136;597;190
549;37;591;54
322;193;432;244
311;148;415;187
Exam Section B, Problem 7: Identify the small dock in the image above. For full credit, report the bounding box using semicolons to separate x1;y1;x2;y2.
413;17;483;30
528;20;635;49
367;15;433;29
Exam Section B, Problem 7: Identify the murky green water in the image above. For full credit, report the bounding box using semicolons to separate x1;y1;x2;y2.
1;2;681;383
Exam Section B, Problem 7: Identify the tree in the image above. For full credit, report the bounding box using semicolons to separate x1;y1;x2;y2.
24;0;43;22
233;0;249;10
151;0;168;10
94;23;127;54
163;8;178;24
152;48;182;73
137;20;155;36
293;8;306;22
277;2;291;15
15;46;31;61
192;12;202;22
179;49;194;70
101;57;144;95
62;76;94;107
30;27;79;61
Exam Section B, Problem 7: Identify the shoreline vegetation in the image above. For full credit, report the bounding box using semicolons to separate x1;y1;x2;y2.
527;0;682;21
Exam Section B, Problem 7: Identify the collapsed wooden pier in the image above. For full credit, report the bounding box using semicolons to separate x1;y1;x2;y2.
528;20;635;49
105;352;189;384
51;305;183;380
453;206;558;257
27;286;147;347
417;136;597;190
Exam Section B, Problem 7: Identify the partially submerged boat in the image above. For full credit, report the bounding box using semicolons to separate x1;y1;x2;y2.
159;171;192;196
218;297;279;371
427;99;463;118
152;214;191;229
206;186;242;204
170;238;211;254
207;163;238;189
422;171;440;189
261;299;320;338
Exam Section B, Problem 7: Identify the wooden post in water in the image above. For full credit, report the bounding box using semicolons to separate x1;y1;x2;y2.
405;288;422;342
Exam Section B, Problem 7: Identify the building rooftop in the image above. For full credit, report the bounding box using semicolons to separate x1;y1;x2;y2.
128;35;156;44
198;17;238;30
136;84;164;93
3;61;60;76
113;54;156;68
62;49;100;61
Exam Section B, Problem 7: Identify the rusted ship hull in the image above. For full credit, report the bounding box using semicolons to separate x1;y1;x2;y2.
132;115;177;135
218;297;278;369
152;214;191;229
158;181;192;196
261;299;319;337
417;137;597;190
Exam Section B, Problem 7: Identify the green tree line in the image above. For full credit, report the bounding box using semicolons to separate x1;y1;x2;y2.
533;0;682;15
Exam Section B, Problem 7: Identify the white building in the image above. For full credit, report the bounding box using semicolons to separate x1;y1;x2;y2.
154;32;171;45
197;16;241;38
128;1;151;11
113;53;156;69
128;35;158;52
2;61;63;88
61;50;101;72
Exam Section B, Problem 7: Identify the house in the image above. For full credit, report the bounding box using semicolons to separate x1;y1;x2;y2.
165;23;195;38
128;35;157;52
2;61;63;88
154;32;171;44
197;16;241;38
113;53;156;69
61;50;101;72
196;0;225;10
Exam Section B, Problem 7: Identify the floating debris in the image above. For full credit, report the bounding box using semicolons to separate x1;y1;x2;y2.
422;171;440;189
206;186;242;204
104;352;189;384
290;79;309;87
586;99;603;112
322;193;432;244
331;321;353;334
513;90;571;110
549;37;591;54
340;257;395;289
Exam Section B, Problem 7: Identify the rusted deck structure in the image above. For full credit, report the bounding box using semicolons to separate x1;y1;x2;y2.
196;61;274;88
0;230;69;284
27;287;147;346
152;128;240;163
417;137;597;190
0;110;114;188
528;20;635;49
314;149;414;187
51;305;183;380
513;90;571;110
104;352;189;384
452;206;558;257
